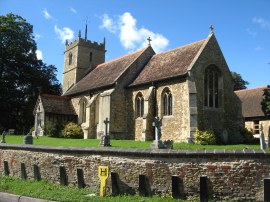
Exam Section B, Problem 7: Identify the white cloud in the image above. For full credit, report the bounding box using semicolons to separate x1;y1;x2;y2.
254;46;262;51
253;17;270;30
36;50;43;60
100;12;169;53
42;8;52;20
54;25;74;44
70;7;77;13
246;28;257;37
99;14;117;33
34;33;42;40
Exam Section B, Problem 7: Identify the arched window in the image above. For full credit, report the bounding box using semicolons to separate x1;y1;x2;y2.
79;98;87;123
68;52;72;65
162;88;173;116
89;52;93;62
135;93;144;118
204;65;220;108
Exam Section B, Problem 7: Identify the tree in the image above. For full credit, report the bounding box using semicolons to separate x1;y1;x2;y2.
231;71;249;91
261;85;270;118
0;13;61;133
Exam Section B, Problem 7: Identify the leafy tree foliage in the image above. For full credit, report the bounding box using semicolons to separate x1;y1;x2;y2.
261;85;270;118
231;71;249;91
0;13;61;133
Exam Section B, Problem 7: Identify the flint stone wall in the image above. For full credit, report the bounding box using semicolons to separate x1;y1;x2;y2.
0;144;269;201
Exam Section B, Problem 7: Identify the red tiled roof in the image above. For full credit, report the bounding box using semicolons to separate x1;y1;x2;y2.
235;86;268;118
129;39;206;86
65;47;149;95
40;94;76;115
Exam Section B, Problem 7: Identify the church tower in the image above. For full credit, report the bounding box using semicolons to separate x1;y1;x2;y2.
62;30;106;94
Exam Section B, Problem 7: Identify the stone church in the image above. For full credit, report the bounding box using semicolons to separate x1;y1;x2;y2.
33;28;243;142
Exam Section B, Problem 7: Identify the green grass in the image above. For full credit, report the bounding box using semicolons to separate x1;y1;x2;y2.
3;135;261;150
0;175;190;202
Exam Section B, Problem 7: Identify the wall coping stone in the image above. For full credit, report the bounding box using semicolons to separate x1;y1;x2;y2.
0;144;269;158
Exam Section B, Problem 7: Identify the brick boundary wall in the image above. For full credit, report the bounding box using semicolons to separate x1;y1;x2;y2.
0;144;270;201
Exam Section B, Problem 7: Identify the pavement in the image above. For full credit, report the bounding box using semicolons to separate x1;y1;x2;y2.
0;192;55;202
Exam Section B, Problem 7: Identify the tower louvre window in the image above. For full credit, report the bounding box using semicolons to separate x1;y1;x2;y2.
90;52;93;62
68;52;72;65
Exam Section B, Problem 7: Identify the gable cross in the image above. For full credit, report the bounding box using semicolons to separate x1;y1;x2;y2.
209;24;214;33
147;37;152;46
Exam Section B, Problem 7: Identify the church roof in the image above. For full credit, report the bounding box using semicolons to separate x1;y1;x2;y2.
235;86;267;118
64;47;150;96
129;38;206;86
39;94;76;115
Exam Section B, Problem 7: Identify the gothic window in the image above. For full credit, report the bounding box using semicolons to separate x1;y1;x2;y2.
79;98;87;123
204;65;221;108
68;52;72;65
162;88;173;116
135;93;144;118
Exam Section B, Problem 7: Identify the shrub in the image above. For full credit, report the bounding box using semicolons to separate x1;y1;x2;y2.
44;121;64;138
194;130;217;145
239;127;255;144
62;122;83;139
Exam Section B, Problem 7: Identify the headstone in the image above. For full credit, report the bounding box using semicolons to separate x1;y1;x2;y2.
33;164;41;181
221;129;228;144
23;134;33;144
100;118;111;146
1;131;6;143
200;176;208;202
4;161;9;176
260;123;266;150
77;169;85;188
59;166;68;186
21;163;27;180
264;178;270;202
111;172;120;196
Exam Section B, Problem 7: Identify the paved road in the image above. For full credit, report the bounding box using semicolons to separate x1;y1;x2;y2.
0;192;55;202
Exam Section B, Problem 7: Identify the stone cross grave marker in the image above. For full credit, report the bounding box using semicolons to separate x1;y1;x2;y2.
100;117;111;146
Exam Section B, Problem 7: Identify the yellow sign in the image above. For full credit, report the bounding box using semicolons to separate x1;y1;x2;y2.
98;166;109;197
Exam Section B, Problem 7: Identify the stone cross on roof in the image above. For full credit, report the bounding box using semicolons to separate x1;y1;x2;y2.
147;37;152;46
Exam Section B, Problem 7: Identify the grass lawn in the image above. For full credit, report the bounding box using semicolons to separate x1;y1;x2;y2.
0;175;189;202
3;135;261;150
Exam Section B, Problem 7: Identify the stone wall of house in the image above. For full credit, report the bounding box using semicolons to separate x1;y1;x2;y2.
0;145;269;201
191;34;243;135
245;120;270;138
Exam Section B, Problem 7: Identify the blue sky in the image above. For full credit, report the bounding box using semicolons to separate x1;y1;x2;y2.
1;0;270;88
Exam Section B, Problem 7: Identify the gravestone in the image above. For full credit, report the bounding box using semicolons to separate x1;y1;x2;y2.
150;117;173;149
1;131;6;143
100;118;111;146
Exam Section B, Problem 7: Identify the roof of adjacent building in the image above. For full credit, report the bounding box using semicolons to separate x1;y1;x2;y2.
39;94;76;115
129;38;207;86
64;47;150;96
235;86;267;118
